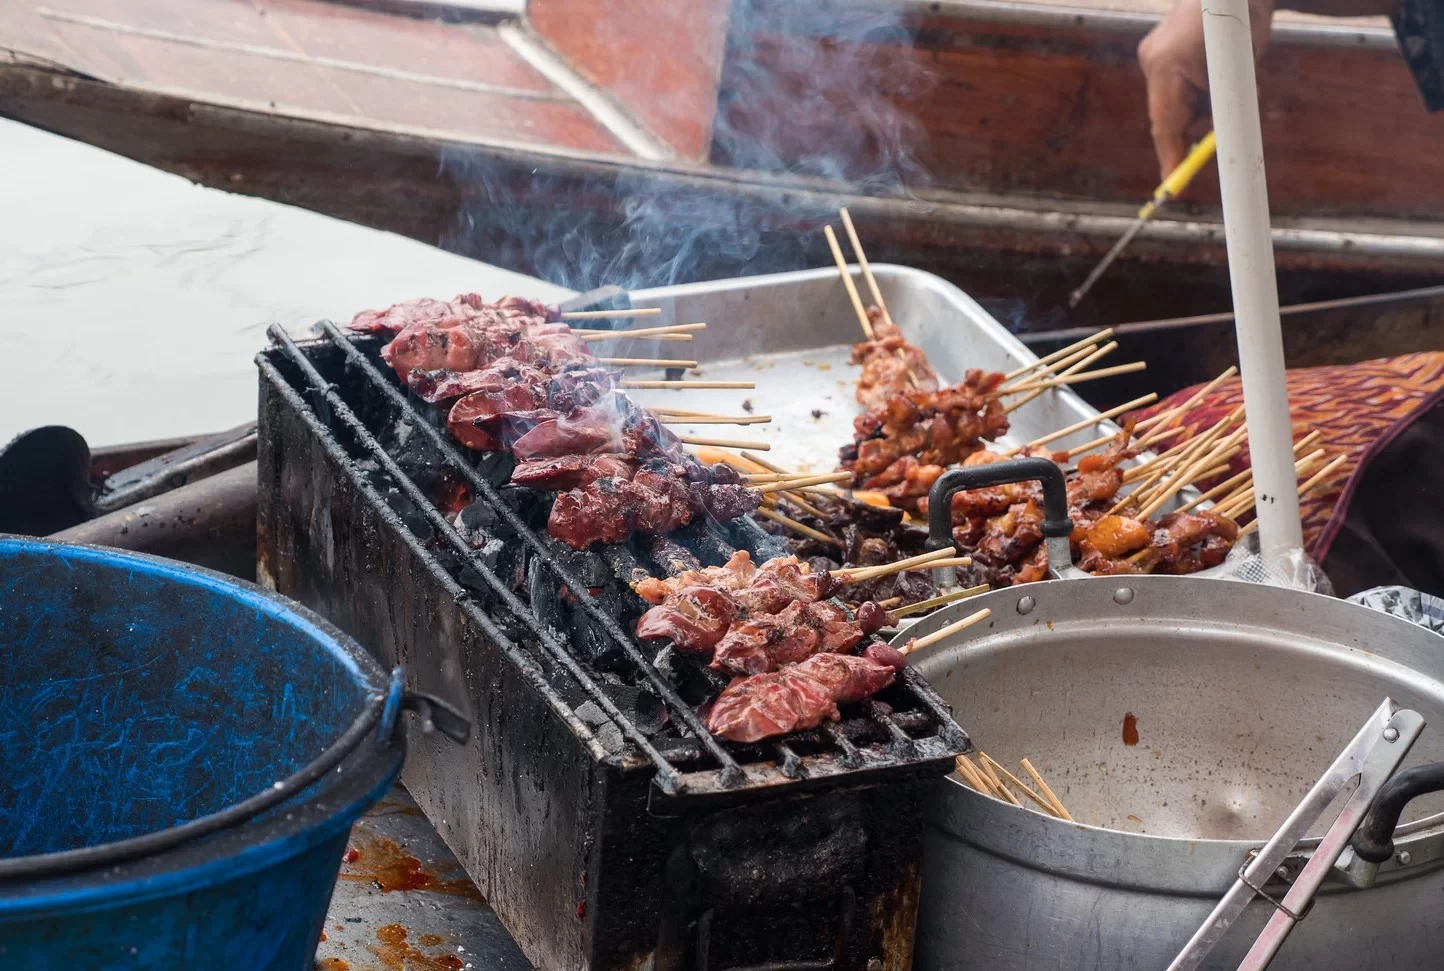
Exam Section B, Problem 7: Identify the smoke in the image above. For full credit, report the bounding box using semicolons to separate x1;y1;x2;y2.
439;1;936;294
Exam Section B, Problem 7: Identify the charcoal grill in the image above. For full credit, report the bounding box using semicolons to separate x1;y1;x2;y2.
255;321;971;971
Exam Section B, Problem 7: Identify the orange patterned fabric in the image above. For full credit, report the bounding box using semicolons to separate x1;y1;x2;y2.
1128;352;1444;559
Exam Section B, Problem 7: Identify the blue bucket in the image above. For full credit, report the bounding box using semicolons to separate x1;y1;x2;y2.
0;537;408;970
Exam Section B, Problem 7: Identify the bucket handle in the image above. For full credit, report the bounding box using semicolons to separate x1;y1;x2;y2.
0;666;470;883
925;458;1084;580
1352;761;1444;864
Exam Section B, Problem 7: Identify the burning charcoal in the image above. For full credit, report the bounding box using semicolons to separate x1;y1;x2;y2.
674;520;736;568
573;701;626;754
597;683;666;736
498;483;552;531
653;646;728;707
648;534;702;577
728;515;791;563
599;544;651;589
539;534;611;588
527;556;569;643
571;595;626;670
473;450;517;487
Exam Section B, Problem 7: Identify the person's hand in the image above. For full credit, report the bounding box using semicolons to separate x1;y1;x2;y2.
1137;0;1274;179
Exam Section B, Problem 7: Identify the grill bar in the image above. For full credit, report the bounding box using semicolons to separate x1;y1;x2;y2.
267;325;688;792
313;322;745;786
314;320;748;786
255;356;616;763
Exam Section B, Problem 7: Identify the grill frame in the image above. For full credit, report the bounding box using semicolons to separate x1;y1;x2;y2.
256;323;970;970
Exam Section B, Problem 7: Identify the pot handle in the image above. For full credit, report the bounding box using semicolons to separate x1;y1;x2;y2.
1351;761;1444;863
926;457;1081;579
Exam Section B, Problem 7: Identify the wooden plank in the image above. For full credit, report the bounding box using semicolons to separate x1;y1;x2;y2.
713;3;1444;218
1;63;1438;333
528;0;732;160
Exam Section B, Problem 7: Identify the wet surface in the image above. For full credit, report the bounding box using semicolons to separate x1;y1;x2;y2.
319;787;532;971
0;117;568;448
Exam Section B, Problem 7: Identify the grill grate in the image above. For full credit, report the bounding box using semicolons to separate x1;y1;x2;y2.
264;322;970;804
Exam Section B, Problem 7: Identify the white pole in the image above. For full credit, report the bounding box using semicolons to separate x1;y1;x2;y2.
1200;0;1305;575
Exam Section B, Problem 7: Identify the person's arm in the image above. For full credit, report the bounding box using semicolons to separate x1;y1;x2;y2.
1137;0;1401;179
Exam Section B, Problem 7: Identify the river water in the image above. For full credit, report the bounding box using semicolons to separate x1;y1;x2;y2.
0;117;569;448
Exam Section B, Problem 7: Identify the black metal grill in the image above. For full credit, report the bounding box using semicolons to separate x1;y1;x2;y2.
256;320;972;970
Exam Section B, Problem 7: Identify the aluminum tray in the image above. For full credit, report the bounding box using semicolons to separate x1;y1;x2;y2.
628;265;1225;589
629;265;1113;471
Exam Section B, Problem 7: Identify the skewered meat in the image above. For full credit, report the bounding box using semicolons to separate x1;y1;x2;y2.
705;652;900;743
548;461;761;551
852;310;939;412
634;549;758;604
510;453;639;491
840;370;1010;505
710;600;865;676
1140;510;1240;574
634;585;739;652
349;295;475;335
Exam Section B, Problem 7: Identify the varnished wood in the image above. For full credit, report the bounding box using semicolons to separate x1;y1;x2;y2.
714;1;1444;218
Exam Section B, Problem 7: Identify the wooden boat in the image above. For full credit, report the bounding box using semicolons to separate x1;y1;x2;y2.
2;0;1442;342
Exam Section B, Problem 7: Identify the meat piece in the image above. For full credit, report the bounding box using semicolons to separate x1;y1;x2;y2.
349;296;458;335
635;585;738;652
1148;510;1240;575
510;407;624;460
382;317;488;377
1082;514;1150;558
548;476;635;547
510;453;638;491
406;357;551;404
735;557;834;614
633;550;758;604
705;653;899;742
710;600;866;676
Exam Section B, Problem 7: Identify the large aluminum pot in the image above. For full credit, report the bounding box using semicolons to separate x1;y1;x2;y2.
900;462;1444;969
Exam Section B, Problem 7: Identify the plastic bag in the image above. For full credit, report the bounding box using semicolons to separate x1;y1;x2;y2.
1209;532;1335;595
1346;586;1444;634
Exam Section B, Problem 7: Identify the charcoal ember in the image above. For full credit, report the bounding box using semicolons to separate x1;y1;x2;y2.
648;534;702;577
572;589;627;670
653;646;729;707
527;556;569;642
673;519;736;567
386;419;449;493
599;544;652;589
539;535;611;588
498;484;552;531
596;682;666;736
472;450;517;487
728;515;791;563
362;470;432;540
573;701;625;754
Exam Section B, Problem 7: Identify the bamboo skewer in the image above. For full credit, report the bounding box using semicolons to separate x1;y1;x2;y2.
980;754;1058;815
560;308;662;320
658;415;772;425
1110;413;1242;516
1135;441;1244;520
732;451;832;516
888;584;989;619
1066;422;1184;462
1173;430;1322;514
840;208;894;330
824;225;876;341
1003;361;1148;394
579;332;692;342
1132;366;1240;449
835;546;959;581
754;506;836;544
679;436;771;451
954;755;996;795
597;357;698;368
623;380;753;390
1020;759;1074;821
1005;393;1159;456
1005;329;1115;381
1129;420;1247;512
999;344;1099;392
1003;342;1120;415
1218;449;1327;519
576;322;706;340
1237;454;1348;537
900;607;993;655
754;471;852;494
974;753;1022;806
920;557;974;570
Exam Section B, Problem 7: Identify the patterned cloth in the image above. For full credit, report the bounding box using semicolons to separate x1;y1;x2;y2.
1128;352;1444;561
1394;0;1444;111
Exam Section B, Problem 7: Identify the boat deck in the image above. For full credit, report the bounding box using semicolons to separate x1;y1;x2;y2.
1;0;640;156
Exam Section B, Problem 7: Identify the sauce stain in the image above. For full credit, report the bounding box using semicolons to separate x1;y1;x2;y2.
370;924;464;971
419;934;445;947
318;931;327;943
338;831;486;901
1122;712;1140;746
315;960;349;971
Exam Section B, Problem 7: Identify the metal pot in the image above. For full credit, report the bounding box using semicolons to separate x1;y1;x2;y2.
899;462;1444;969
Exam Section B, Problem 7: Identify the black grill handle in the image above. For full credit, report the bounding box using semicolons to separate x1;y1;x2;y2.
926;458;1073;550
1352;761;1444;863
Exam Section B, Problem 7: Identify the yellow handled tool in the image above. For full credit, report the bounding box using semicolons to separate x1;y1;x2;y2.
1068;131;1218;309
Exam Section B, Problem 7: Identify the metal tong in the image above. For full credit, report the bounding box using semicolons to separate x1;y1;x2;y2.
1168;698;1425;971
